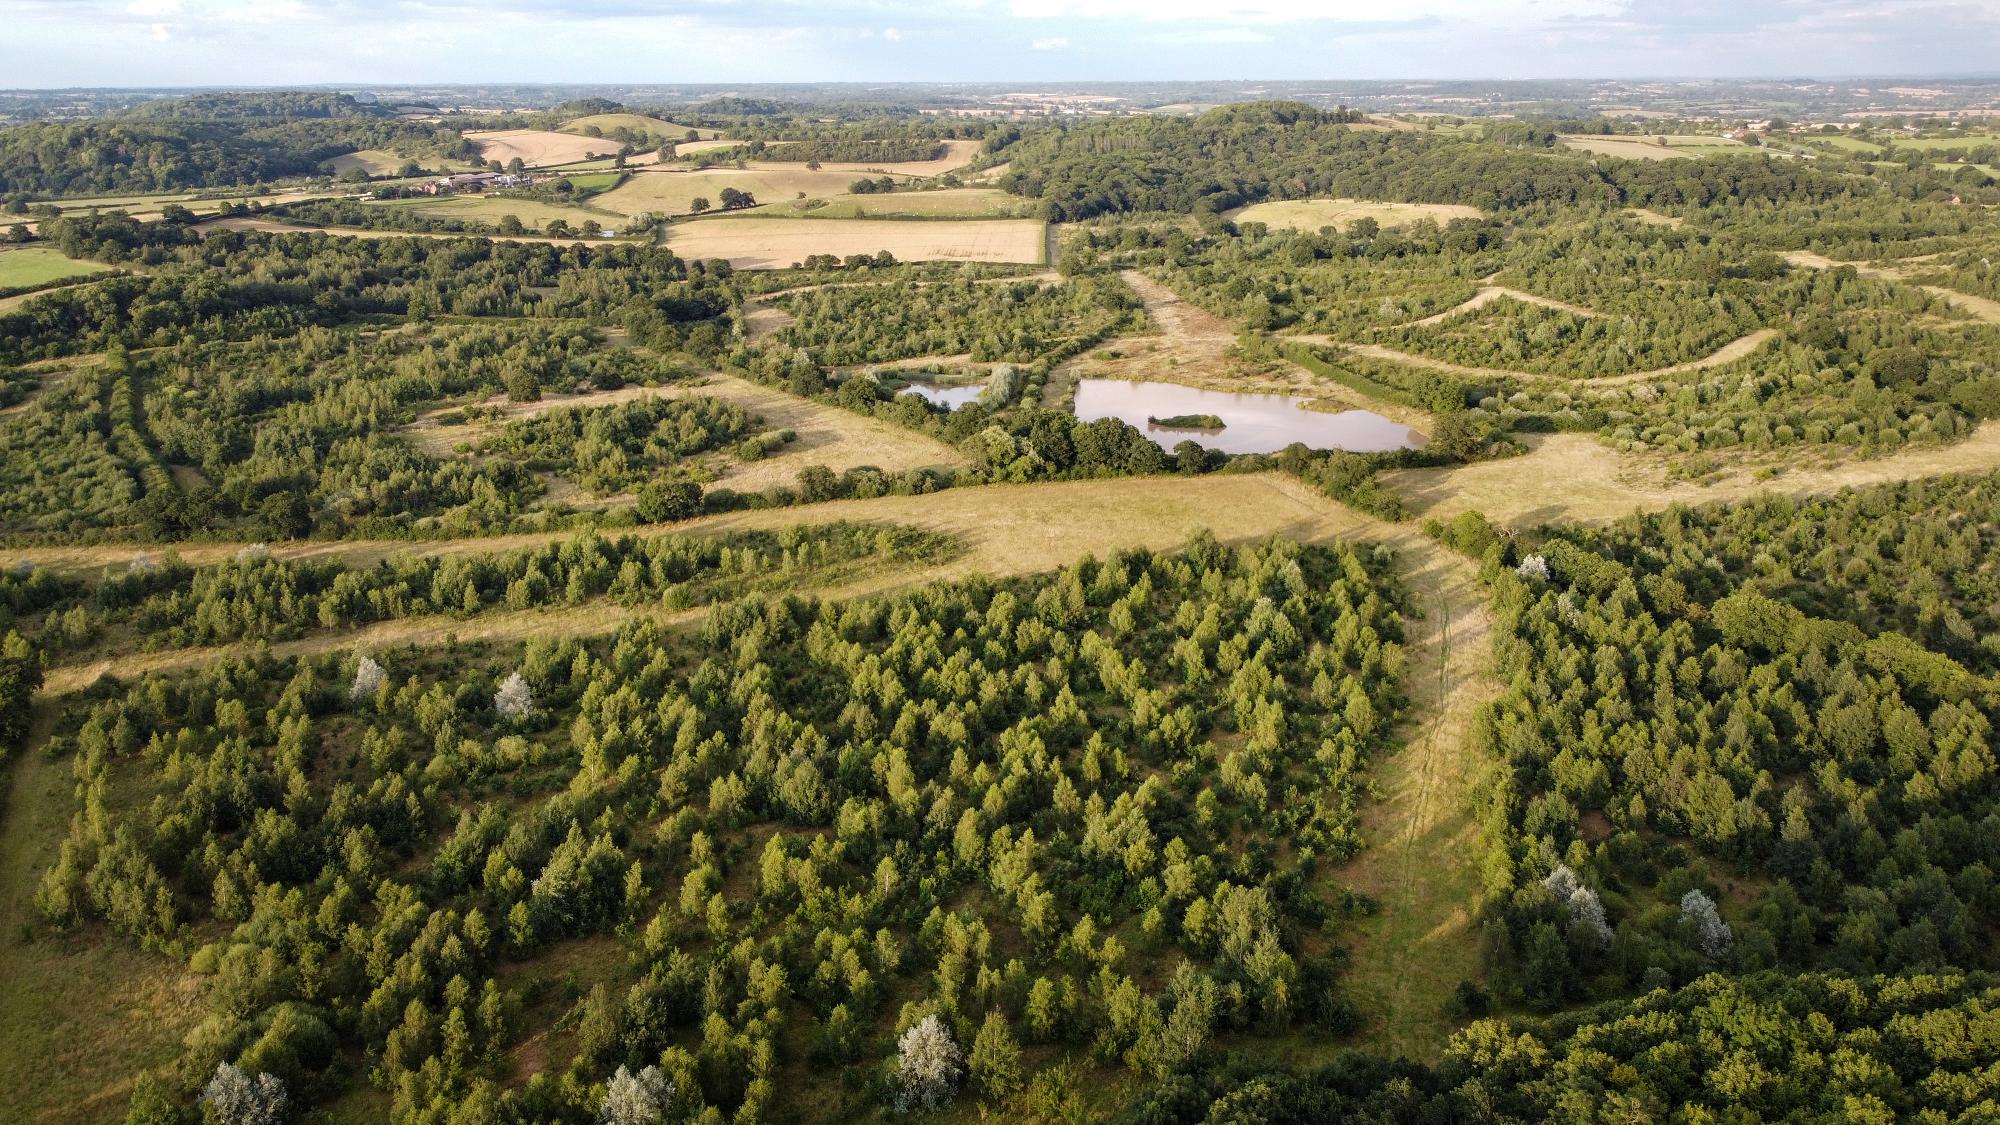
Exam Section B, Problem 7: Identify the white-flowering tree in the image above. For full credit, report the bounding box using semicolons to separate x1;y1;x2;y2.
1681;889;1733;960
236;543;269;565
1516;554;1551;582
129;551;158;575
202;1062;288;1125
1545;865;1611;946
598;1064;673;1125
893;1014;962;1112
350;655;386;700
495;671;536;719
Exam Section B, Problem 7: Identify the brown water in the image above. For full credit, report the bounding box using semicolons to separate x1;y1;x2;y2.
1074;379;1426;455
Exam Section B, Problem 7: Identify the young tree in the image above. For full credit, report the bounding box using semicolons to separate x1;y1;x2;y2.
893;1014;962;1112
201;1063;287;1125
967;1010;1022;1102
635;481;702;523
495;672;536;720
598;1064;674;1125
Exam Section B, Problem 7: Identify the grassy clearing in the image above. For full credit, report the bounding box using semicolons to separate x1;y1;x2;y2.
0;247;107;289
464;129;620;168
750;188;1038;220
560;113;717;143
1329;535;1495;1059
1225;198;1484;232
660;217;1045;269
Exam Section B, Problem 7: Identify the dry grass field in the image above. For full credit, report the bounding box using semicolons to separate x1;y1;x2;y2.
1560;134;1752;160
595;167;874;217
1225;198;1484;232
191;215;624;247
660;216;1046;268
465;128;621;167
560;113;718;142
751;187;1037;219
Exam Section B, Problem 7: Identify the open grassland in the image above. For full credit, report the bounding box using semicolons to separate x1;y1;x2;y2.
367;194;622;230
322;149;474;177
1560;134;1752;159
559;113;717;142
0;247;107;289
595;167;876;217
660;216;1045;268
1225;198;1484;231
750;187;1038;219
464;128;620;168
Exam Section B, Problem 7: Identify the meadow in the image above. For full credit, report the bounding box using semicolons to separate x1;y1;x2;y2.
0;246;108;290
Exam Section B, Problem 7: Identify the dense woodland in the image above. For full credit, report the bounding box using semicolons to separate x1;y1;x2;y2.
32;536;1409;1122
7;95;2000;1123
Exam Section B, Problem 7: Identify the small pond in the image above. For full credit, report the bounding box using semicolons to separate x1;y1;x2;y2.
899;381;987;409
1073;379;1426;455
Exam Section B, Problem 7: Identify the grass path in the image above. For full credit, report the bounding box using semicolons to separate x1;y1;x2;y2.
1783;250;2000;326
1290;328;1782;387
1330;533;1495;1058
1404;285;1600;327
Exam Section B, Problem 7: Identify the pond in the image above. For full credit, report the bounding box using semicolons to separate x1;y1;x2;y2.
1073;379;1426;455
899;380;987;409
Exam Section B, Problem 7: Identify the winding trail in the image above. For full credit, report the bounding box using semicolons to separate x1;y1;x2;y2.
1783;250;2000;326
1404;285;1600;327
1284;328;1783;387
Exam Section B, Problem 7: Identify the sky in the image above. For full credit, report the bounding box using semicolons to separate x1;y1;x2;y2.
1;0;1997;88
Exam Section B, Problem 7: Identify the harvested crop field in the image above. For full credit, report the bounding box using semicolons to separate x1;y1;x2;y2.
661;217;1046;268
465;128;620;167
1225;198;1484;231
596;168;872;217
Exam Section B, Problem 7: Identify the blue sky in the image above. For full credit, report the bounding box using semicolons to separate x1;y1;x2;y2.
2;0;1996;87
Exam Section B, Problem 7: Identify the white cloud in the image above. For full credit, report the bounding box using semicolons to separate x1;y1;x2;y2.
1006;0;1619;21
126;0;182;14
883;25;902;40
1032;34;1069;49
151;20;172;37
1147;26;1273;43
